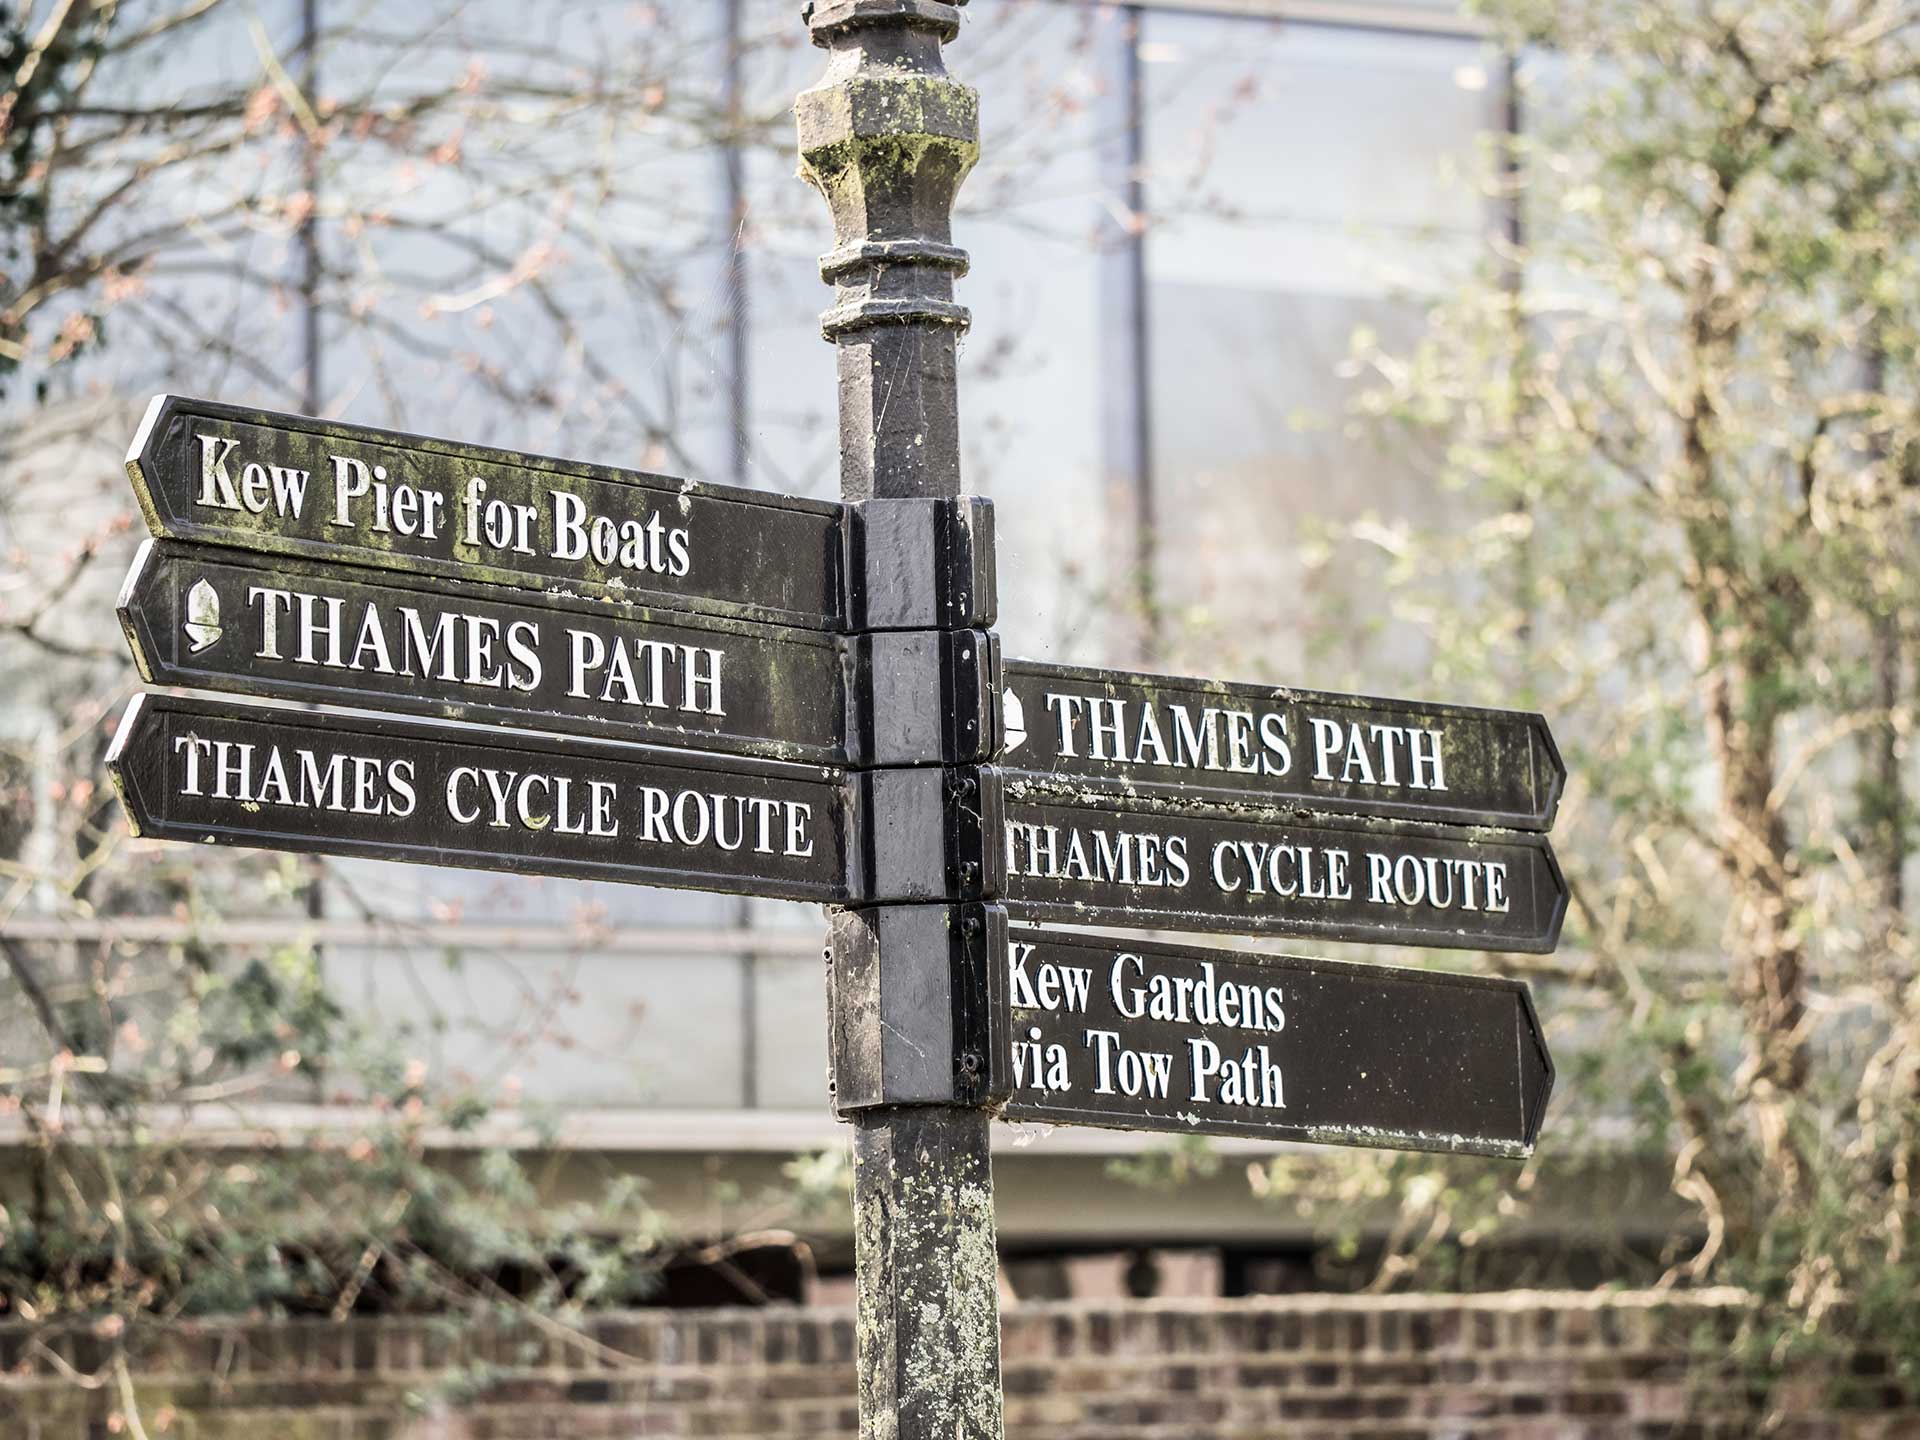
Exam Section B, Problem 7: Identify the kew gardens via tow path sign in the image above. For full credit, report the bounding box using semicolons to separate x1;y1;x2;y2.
1001;926;1553;1157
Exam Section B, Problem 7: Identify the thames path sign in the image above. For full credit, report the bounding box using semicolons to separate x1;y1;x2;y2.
127;393;849;630
999;657;1564;831
1000;927;1553;1158
120;538;850;764
106;693;854;903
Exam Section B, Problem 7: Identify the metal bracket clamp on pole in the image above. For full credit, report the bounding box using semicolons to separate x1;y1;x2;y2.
845;629;1001;769
799;1;1007;1436
838;767;1005;1125
850;495;997;631
847;765;1005;908
829;901;1011;1113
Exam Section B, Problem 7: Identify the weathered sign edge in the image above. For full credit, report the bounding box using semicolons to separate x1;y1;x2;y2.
126;393;844;518
999;765;1572;852
997;890;1567;956
1515;978;1556;1147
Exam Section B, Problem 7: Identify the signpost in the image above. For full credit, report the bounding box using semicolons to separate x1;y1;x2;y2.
1001;926;1552;1158
796;6;1006;1432
98;3;1571;1436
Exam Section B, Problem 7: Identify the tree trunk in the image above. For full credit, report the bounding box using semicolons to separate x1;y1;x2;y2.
1702;649;1808;1185
1676;217;1810;1184
1860;345;1906;949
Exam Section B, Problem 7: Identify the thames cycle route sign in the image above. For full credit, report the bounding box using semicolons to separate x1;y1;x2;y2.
992;774;1567;952
109;692;855;903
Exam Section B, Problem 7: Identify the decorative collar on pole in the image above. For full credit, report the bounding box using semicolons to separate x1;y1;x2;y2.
795;6;977;339
804;1;965;46
796;0;976;500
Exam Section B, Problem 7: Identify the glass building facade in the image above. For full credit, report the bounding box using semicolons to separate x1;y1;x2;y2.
322;0;1504;1127
0;0;1532;1281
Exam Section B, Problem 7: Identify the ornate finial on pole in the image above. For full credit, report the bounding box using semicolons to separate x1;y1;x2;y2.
798;0;977;501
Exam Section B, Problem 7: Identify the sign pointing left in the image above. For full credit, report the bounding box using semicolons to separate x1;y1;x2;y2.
118;539;851;765
126;394;849;630
106;693;854;903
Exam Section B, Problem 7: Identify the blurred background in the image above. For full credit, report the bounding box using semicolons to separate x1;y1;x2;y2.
2;0;1918;1433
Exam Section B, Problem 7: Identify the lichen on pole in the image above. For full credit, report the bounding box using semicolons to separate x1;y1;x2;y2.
797;3;1006;1437
797;0;979;502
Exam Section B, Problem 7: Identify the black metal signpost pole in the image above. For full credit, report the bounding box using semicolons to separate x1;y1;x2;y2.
800;3;1008;1436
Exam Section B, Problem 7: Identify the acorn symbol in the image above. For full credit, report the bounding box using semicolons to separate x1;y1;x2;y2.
1002;687;1026;753
183;578;222;653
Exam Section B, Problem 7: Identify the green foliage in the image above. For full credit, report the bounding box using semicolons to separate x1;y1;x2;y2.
782;1148;854;1218
200;949;345;1076
1106;1136;1222;1191
0;922;675;1324
1237;0;1920;1408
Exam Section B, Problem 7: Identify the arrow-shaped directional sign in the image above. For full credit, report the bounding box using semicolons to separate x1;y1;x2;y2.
118;539;850;765
106;693;854;903
125;394;849;630
995;772;1567;952
999;658;1564;831
1000;927;1553;1158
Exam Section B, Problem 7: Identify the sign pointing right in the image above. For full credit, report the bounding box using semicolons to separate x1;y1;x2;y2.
1001;927;1554;1158
997;773;1568;953
1000;657;1565;832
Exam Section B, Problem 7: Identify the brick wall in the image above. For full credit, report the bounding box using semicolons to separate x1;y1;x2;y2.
2;1292;1915;1439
